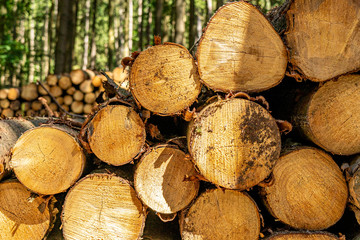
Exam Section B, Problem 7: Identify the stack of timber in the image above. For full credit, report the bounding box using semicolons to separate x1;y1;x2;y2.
2;0;360;239
0;67;130;118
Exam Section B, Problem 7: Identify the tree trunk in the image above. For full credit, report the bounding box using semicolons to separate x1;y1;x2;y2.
174;0;185;45
62;172;146;239
69;0;79;72
108;0;115;70
205;0;213;22
124;1;130;56
154;0;163;36
134;145;199;214
82;0;91;70
216;0;223;9
145;4;152;46
28;1;36;83
89;0;97;69
188;0;196;49
260;147;347;230
138;0;144;50
265;231;341;240
196;1;287;93
55;0;73;74
292;74;360;155
129;43;201;115
180;189;260;240
42;1;50;77
0;180;52;239
86;105;146;166
128;0;133;52
188;97;281;190
11;124;86;195
283;0;360;82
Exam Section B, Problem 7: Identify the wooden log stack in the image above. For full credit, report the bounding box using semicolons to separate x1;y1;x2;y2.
1;0;360;239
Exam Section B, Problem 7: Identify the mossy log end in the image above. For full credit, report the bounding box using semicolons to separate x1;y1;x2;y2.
130;43;201;115
260;147;347;230
180;189;260;240
187;98;281;190
196;1;287;93
292;74;360;155
134;145;199;214
62;173;146;240
285;0;360;82
10;125;86;195
0;180;51;240
87;105;146;166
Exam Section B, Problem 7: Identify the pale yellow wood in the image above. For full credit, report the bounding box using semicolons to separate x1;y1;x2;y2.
261;147;347;230
0;88;8;99
63;95;73;106
49;85;63;98
21;83;38;101
91;75;103;88
83;103;93;114
197;1;287;93
70;101;84;114
70;69;86;85
79;80;94;93
46;74;58;86
84;92;96;104
62;173;146;240
66;86;76;95
286;0;360;81
2;109;14;117
73;90;84;101
294;74;360;155
37;83;50;96
11;126;86;195
180;189;260;240
58;75;72;90
0;99;10;109
7;88;19;101
188;98;281;190
130;43;201;115
113;67;129;85
87;105;146;166
266;231;340;240
0;181;50;240
31;100;43;111
134;145;199;214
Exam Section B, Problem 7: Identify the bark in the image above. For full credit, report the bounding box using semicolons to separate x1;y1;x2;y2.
145;4;152;46
108;0;115;70
260;147;347;230
42;1;50;77
188;0;196;49
154;0;163;36
69;0;79;72
82;0;91;70
89;0;97;69
174;0;185;45
129;44;201;115
128;0;133;52
138;0;144;50
28;1;36;83
205;0;213;22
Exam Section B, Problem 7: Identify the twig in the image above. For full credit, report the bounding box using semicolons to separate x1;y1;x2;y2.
38;97;55;117
37;80;86;119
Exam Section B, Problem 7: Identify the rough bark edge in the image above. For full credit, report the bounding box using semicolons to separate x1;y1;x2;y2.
196;0;288;93
264;230;343;240
61;172;147;240
129;43;202;116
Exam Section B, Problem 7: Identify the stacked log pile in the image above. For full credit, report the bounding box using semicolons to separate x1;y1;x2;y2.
1;0;360;239
0;68;129;117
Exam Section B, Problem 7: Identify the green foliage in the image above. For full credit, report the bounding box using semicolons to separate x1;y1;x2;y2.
0;35;26;69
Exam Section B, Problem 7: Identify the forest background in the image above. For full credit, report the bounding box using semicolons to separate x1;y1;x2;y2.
0;0;284;88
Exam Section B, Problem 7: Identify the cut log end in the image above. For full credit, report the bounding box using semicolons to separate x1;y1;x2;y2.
11;126;86;195
62;173;146;240
0;180;51;240
188;98;281;190
134;145;199;214
265;231;341;240
180;189;260;240
87;105;146;166
130;44;201;115
261;147;348;230
197;1;287;93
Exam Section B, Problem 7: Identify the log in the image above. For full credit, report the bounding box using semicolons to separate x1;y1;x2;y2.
38;83;50;95
7;87;20;100
22;102;31;112
31;100;43;111
73;90;84;101
58;75;72;90
63;95;73;106
10;100;21;111
56;96;64;105
113;67;129;85
187;97;281;190
66;86;76;95
87;105;146;166
180;189;260;240
49;103;58;112
260;147;347;230
61;104;70;112
10;125;86;195
0;180;52;239
49;85;63;98
43;95;51;104
0;118;46;181
284;0;360;82
130;43;201;115
265;231;341;240
0;99;10;109
70;101;84;114
84;69;95;80
21;83;38;101
196;1;287;93
26;109;36;117
91;75;103;88
62;173;146;240
46;74;58;86
134;145;199;214
1;108;14;117
79;80;94;93
83;104;93;114
292;74;360;155
0;88;8;99
70;69;87;85
84;92;96;104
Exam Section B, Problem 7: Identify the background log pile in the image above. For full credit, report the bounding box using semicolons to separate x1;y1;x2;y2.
0;68;129;118
1;0;360;239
